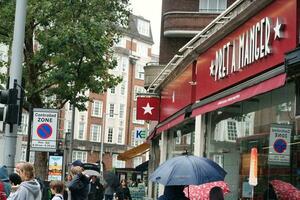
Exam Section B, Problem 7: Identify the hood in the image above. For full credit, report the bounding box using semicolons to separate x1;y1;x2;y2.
0;165;9;181
20;179;41;198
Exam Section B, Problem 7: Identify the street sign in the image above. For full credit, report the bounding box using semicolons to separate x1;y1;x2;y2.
31;108;59;152
134;128;147;141
268;124;292;166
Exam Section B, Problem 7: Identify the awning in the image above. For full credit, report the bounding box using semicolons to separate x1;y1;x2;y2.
191;73;286;117
156;114;185;134
117;142;150;161
135;160;149;172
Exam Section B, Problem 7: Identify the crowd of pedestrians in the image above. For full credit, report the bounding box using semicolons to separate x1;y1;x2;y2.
0;160;132;200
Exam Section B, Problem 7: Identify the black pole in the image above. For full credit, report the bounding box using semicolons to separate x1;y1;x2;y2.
26;104;32;162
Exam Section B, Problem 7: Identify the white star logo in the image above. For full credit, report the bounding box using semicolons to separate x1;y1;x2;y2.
142;103;154;115
274;17;283;40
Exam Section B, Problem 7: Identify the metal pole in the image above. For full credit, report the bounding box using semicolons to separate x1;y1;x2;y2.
3;0;27;173
99;113;106;179
26;104;32;162
67;105;76;167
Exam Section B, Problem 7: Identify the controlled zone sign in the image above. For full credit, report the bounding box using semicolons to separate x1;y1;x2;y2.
268;124;292;166
31;108;59;152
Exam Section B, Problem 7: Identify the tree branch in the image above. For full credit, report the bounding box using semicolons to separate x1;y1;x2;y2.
36;64;56;76
32;83;56;96
58;99;68;109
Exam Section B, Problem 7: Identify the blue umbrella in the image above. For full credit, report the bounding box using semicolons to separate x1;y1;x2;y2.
149;155;227;186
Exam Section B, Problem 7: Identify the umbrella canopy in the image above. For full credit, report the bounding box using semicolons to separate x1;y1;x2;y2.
183;181;230;200
103;171;119;188
149;155;227;186
83;169;100;177
270;180;300;200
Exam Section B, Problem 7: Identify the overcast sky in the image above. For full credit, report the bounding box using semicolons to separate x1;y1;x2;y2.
129;0;162;55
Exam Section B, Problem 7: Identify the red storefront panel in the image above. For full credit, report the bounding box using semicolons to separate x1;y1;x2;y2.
160;64;193;121
196;0;297;100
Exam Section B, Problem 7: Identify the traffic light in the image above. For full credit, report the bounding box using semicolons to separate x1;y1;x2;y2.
0;88;19;124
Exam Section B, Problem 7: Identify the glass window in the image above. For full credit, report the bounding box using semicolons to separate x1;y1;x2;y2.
108;128;113;143
135;63;145;80
78;122;85;140
110;87;115;94
112;154;125;168
121;82;126;95
137;19;150;36
109;104;115;118
92;100;103;117
119;104;125;119
72;151;87;163
205;81;298;200
121;57;128;72
117;128;123;144
90;124;101;142
199;0;227;13
133;157;143;168
137;43;149;58
134;86;146;100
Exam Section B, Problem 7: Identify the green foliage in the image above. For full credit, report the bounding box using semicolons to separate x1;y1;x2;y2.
0;0;130;110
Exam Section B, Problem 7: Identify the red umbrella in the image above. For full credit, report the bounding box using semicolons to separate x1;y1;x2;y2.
183;181;230;200
270;180;300;200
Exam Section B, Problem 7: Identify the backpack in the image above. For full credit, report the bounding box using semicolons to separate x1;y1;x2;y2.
0;181;7;200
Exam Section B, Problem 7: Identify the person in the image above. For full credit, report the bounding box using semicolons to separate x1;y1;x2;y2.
158;185;189;200
115;179;131;200
0;165;11;197
263;184;278;200
8;173;22;187
103;184;115;200
67;160;89;200
7;162;41;200
50;181;65;200
209;187;224;200
88;176;103;200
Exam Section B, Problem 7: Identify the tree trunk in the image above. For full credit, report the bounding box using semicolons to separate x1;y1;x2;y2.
34;152;48;180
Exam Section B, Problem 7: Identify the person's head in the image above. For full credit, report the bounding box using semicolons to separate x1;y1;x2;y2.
71;160;83;169
9;173;22;186
19;162;35;181
120;179;127;187
70;166;83;177
50;180;65;195
209;186;224;200
15;162;25;175
90;176;97;182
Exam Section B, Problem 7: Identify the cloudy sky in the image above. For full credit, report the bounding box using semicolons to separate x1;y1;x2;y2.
129;0;162;55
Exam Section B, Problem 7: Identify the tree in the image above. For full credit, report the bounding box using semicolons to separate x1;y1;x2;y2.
0;0;130;179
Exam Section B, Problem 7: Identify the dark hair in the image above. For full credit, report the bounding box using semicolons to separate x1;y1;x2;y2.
209;186;224;200
9;173;22;185
50;181;65;194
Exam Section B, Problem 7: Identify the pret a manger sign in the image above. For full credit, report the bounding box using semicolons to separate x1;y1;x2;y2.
196;0;297;100
210;17;280;81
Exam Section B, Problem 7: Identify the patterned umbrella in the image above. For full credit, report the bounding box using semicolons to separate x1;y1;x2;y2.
270;180;300;200
183;181;230;200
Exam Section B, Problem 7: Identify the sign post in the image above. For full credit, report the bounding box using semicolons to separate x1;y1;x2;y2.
31;108;59;152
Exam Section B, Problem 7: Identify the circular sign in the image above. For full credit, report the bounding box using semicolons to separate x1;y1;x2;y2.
273;138;287;153
37;123;53;139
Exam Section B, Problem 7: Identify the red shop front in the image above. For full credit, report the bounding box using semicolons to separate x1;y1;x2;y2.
147;0;300;199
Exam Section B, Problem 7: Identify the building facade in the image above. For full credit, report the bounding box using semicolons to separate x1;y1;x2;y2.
146;0;300;199
65;14;154;171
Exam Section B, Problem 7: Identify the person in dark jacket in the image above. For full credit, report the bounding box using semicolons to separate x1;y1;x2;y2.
67;160;90;200
115;179;131;200
88;176;103;200
158;185;189;200
209;187;224;200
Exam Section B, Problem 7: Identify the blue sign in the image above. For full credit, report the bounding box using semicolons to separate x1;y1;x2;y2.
135;129;146;140
273;138;287;153
37;123;53;139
